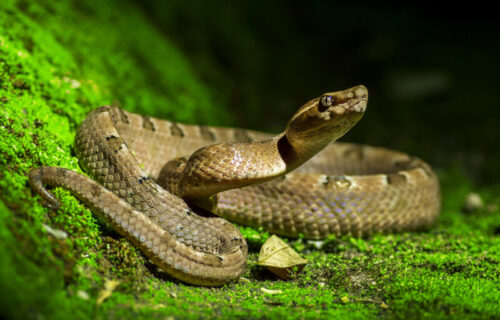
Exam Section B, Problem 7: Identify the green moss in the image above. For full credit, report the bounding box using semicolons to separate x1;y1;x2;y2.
1;1;499;319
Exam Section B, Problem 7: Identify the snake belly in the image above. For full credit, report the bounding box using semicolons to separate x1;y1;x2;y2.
29;85;440;285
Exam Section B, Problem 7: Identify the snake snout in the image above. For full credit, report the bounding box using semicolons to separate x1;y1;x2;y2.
353;85;368;100
345;85;368;114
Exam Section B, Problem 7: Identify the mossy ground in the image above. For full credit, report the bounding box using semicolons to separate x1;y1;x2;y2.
1;1;499;319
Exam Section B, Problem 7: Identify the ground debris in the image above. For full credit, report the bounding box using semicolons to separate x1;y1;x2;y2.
256;235;308;280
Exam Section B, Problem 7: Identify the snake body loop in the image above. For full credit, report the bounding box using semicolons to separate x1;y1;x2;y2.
29;85;440;285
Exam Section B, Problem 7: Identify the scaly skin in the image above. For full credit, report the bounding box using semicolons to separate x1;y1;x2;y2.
29;85;441;285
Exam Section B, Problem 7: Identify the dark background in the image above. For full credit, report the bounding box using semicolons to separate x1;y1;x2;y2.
136;0;500;183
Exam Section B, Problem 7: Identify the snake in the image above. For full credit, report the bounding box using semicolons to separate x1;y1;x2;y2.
28;85;441;286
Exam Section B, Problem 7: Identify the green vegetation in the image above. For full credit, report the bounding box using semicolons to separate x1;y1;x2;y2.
0;1;498;319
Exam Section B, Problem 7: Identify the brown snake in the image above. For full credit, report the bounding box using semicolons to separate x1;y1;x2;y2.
29;85;440;286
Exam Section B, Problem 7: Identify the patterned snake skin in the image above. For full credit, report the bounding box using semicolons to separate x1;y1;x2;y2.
29;85;440;286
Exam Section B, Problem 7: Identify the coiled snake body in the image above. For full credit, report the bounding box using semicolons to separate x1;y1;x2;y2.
29;85;440;286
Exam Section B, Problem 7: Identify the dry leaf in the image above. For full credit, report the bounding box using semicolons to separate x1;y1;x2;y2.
96;279;120;305
256;235;308;279
42;223;68;239
260;287;283;295
239;277;251;283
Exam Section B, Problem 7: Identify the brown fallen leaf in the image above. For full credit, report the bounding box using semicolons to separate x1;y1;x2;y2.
256;235;308;280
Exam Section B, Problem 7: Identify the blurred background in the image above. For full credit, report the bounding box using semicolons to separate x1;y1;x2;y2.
134;0;500;184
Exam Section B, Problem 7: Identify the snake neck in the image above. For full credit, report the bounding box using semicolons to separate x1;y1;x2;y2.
177;131;332;203
277;132;333;173
176;135;286;200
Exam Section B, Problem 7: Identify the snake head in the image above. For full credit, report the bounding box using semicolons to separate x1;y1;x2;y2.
284;85;368;159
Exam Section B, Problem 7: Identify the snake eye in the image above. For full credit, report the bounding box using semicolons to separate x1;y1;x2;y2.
319;95;334;111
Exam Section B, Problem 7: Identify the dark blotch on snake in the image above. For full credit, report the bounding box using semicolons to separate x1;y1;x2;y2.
277;135;298;166
233;128;253;142
90;184;101;197
386;173;407;186
343;145;365;161
106;135;117;141
60;168;68;177
141;115;156;132
96;106;111;114
117;108;130;123
170;122;185;138
199;126;216;141
322;176;331;187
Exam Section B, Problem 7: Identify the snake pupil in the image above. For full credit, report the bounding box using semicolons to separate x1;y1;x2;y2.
319;96;334;112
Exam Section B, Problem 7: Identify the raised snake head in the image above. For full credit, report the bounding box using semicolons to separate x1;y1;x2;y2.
284;85;368;159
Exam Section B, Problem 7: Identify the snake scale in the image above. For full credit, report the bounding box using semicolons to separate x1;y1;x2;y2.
29;85;440;286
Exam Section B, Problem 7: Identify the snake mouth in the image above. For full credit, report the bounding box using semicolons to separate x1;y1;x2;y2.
331;85;368;115
330;98;367;115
